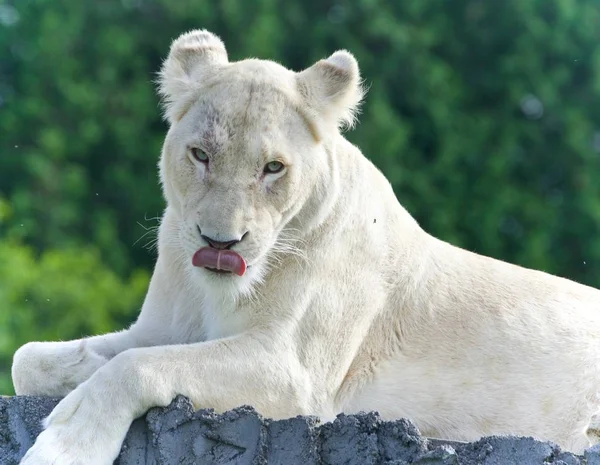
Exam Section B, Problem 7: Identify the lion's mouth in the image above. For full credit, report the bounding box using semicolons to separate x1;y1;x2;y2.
192;247;247;276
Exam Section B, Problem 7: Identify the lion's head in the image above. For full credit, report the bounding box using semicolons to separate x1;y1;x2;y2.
157;30;364;294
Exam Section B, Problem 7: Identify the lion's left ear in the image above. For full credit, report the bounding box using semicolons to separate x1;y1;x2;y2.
296;50;365;131
158;29;228;123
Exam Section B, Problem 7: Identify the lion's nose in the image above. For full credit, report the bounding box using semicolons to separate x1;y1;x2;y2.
198;227;247;250
202;235;239;250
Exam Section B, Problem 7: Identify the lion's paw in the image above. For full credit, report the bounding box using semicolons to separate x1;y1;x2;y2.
19;426;103;465
19;389;122;465
13;340;108;397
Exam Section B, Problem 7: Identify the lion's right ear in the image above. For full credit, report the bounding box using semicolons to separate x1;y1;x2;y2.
158;30;228;123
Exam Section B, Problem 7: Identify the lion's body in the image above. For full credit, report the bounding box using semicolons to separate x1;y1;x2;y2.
12;31;600;464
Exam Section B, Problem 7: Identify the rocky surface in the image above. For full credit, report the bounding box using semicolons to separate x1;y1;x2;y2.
0;395;596;464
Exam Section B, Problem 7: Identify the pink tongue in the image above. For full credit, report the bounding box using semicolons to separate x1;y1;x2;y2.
192;247;247;276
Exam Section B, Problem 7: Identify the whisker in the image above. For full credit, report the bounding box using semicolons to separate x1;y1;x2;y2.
133;225;159;247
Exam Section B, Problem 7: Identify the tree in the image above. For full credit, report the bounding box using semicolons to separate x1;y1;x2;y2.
1;0;599;392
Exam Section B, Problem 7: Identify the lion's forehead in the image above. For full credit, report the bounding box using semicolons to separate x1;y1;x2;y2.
203;86;295;124
187;82;312;153
197;60;299;118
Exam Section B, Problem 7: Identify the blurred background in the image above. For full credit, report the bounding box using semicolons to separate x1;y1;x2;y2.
1;0;599;394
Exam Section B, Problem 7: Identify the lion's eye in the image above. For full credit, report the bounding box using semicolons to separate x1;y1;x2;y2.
264;161;284;174
191;148;209;163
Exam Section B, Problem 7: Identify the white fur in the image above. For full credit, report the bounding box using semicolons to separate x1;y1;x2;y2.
12;30;600;464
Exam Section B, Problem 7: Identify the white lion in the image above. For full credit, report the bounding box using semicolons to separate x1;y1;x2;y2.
12;30;600;464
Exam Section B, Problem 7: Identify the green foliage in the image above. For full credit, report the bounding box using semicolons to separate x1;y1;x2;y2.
0;0;599;393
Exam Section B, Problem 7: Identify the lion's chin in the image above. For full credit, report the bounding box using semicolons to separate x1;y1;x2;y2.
192;261;265;301
202;265;252;276
204;267;235;275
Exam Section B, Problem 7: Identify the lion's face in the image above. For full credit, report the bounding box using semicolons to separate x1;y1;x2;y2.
161;65;323;288
157;30;363;293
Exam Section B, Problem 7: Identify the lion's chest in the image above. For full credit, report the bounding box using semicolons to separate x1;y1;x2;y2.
166;288;251;343
200;294;251;341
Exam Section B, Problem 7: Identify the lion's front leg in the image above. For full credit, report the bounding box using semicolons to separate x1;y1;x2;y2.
11;329;139;397
18;334;313;465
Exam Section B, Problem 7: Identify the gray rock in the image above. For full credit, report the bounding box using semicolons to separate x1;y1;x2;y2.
458;436;572;465
379;417;427;463
0;395;595;464
584;442;600;465
414;444;458;464
267;415;319;465
319;411;380;465
0;395;60;465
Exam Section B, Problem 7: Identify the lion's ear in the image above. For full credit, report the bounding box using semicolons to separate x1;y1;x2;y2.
158;30;228;123
297;50;365;131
